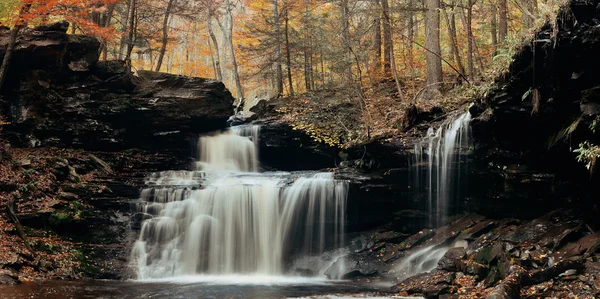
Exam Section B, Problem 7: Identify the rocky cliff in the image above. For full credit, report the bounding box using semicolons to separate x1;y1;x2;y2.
0;22;234;156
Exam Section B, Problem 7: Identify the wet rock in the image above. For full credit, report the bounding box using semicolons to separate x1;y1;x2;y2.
324;253;383;279
228;111;257;125
88;154;113;175
400;229;435;250
485;280;520;299
438;247;466;271
521;257;585;286
59;191;79;201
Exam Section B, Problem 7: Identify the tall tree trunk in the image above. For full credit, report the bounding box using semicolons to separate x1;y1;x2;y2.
341;0;353;84
425;0;442;95
304;45;311;91
466;0;474;79
273;0;283;94
372;0;382;75
124;0;137;66
100;4;116;61
118;0;133;60
443;5;466;78
155;0;176;71
207;35;218;79
490;1;498;56
285;9;294;95
381;0;392;77
498;0;508;43
207;19;223;81
407;0;415;76
225;0;244;101
0;27;21;92
303;1;312;91
0;4;30;92
389;42;405;101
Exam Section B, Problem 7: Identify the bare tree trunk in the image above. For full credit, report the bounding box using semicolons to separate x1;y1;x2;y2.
207;19;223;81
6;200;33;253
285;9;294;95
207;36;218;79
273;0;283;94
390;42;405;101
0;26;21;92
466;0;474;79
372;0;382;75
0;4;30;92
498;0;508;43
303;2;312;91
341;0;353;84
443;5;466;78
225;0;244;100
407;0;415;76
118;0;133;60
320;49;325;89
425;0;442;95
304;45;311;91
155;0;176;71
381;0;392;77
100;4;116;61
490;1;498;56
124;0;137;66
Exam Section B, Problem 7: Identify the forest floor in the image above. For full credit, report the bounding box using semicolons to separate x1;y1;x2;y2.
273;76;488;148
0;146;99;282
0;145;151;283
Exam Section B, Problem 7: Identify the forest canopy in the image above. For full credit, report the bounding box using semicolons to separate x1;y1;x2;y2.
0;0;567;145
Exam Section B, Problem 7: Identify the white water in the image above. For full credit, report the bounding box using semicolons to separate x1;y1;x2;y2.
131;125;348;280
394;240;468;281
395;111;471;281
412;112;471;227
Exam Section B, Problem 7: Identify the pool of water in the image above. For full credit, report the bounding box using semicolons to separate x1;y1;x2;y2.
0;277;404;299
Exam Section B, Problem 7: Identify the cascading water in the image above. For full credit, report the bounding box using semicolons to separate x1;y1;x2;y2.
131;125;347;280
412;111;471;227
395;111;471;280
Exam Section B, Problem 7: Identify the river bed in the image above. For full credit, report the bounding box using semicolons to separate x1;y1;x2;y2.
0;277;417;299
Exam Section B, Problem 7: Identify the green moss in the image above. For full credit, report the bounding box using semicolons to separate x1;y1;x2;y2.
49;211;74;227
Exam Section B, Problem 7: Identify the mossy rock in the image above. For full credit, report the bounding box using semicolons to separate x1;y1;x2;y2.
49;211;74;228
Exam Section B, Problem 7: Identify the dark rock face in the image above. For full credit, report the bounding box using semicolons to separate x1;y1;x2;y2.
390;209;600;298
257;118;339;171
467;0;600;217
0;25;234;156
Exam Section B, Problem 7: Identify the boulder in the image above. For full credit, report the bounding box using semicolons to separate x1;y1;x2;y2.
324;253;383;279
438;247;466;271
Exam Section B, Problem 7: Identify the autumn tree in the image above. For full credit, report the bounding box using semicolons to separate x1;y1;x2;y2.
0;0;118;91
425;0;443;96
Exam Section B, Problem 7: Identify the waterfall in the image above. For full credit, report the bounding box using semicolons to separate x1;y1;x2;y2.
395;111;471;281
412;111;471;227
131;125;347;280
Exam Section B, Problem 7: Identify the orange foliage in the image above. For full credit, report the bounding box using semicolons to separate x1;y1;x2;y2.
15;0;119;40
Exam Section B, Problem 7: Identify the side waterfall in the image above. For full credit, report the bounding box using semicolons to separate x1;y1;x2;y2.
396;111;471;280
131;126;347;279
412;111;471;227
